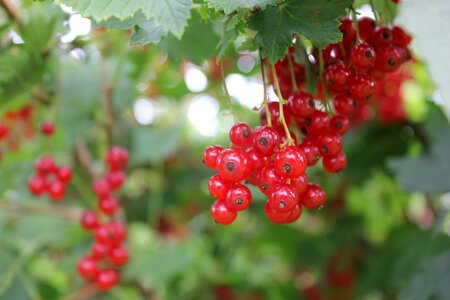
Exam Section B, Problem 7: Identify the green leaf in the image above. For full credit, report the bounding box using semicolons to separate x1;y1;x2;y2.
397;0;450;120
207;0;280;14
215;29;237;60
248;0;352;63
131;20;167;45
59;0;142;21
93;12;150;30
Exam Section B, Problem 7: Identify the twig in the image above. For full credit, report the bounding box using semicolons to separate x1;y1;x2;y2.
0;0;22;26
259;53;272;127
100;59;115;146
75;139;96;180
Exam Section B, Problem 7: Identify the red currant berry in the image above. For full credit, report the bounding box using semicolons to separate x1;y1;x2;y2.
109;222;127;244
392;26;412;46
298;142;321;166
77;256;99;280
0;123;9;140
106;146;129;171
80;210;99;231
95;269;119;291
252;126;280;157
202;145;223;169
370;27;393;47
216;147;251;182
285;204;303;223
350;74;376;102
260;102;293;128
321;44;344;64
264;201;290;224
225;184;252;211
323;152;347;173
257;166;284;196
350;43;376;70
288;91;315;117
108;245;129;266
28;175;46;196
40;121;55;136
300;184;326;209
324;62;353;94
245;148;269;174
291;174;308;196
301;111;330;136
106;170;126;190
56;166;72;183
98;195;120;215
91;242;111;259
269;184;298;213
208;175;230;200
330;115;350;135
375;46;402;73
229;122;252;148
339;19;356;47
210;200;237;225
333;94;357;115
357;17;376;41
48;180;66;201
273;146;307;178
35;155;56;176
92;178;111;198
317;133;343;157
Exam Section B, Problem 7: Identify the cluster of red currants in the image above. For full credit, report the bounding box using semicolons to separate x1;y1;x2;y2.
77;146;129;291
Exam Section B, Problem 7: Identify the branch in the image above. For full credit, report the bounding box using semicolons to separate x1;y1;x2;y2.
75;139;97;180
0;0;22;26
100;59;115;146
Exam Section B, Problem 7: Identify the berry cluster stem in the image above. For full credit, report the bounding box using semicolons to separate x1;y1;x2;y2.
351;7;361;44
318;50;332;115
286;54;299;92
369;0;380;23
259;53;273;127
270;64;295;146
220;58;237;124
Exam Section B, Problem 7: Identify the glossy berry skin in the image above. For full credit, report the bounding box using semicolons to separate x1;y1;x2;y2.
357;17;376;41
229;122;252;147
392;26;412;46
246;148;269;174
288;91;315;117
28;176;46;196
93;179;111;199
324;62;353;93
375;46;402;73
48;180;66;201
106;170;126;190
210;200;237;225
95;223;126;245
257;166;284;196
321;44;344;64
370;27;393;47
323;152;347;173
333;94;356;115
91;242;111;259
350;43;376;70
202;145;223;169
56;166;72;183
269;184;298;213
106;147;129;171
339;19;356;48
273;146;307;178
216;147;251;182
80;210;99;231
298;142;321;166
35;156;56;176
330;115;350;136
108;246;129;266
318;133;343;157
260;102;293;128
40;121;55;136
77;256;99;280
300;184;326;209
208;174;230;200
225;184;252;211
264;201;290;224
98;195;120;215
95;269;119;291
291;174;309;196
252;126;280;157
0;123;10;140
301;111;330;136
350;74;376;102
284;204;303;223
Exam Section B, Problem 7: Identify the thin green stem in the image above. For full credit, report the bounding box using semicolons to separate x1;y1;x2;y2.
286;54;299;92
270;64;294;146
369;0;380;23
220;59;237;124
259;53;272;127
318;50;333;115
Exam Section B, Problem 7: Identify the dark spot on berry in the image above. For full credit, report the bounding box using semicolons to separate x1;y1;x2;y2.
282;163;292;174
334;122;343;129
352;100;358;107
243;128;250;138
328;78;335;85
278;200;287;209
365;50;373;58
261;182;268;191
387;58;396;66
370;21;376;28
259;137;269;146
313;154;320;163
321;146;328;154
301;127;308;135
305;118;311;126
308;99;315;107
365;93;373;100
226;161;236;172
235;198;243;205
382;31;391;40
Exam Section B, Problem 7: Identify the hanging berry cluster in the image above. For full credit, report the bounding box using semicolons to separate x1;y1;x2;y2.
203;15;412;225
77;146;129;291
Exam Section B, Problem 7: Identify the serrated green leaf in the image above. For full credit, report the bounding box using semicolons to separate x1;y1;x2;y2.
215;29;237;60
60;0;143;20
207;0;280;14
248;0;352;63
131;20;167;45
93;11;149;30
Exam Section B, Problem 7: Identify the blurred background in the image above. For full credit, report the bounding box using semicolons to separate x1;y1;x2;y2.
0;0;450;299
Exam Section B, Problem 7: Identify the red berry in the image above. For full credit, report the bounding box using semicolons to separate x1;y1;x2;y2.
350;74;376;102
98;195;120;215
216;147;251;182
28;176;46;196
285;204;303;223
48;180;66;201
91;242;111;259
202;145;223;169
77;256;99;280
291;174;308;196
323;152;347;173
298;142;321;166
225;184;252;211
108;245;129;266
229;122;252;148
56;166;72;183
339;19;356;48
324;62;353;94
357;17;376;41
370;27;393;47
350;43;376;70
273;146;307;178
106;146;129;171
95;223;126;245
257;166;284;195
95;269;119;291
252;126;280;157
333;94;356;115
0;123;9;140
318;133;343;157
92;178;111;198
269;184;298;213
392;26;412;46
208;174;230;200
321;44;344;64
106;170;126;190
210;200;237;225
300;184;326;209
245;148;269;174
375;46;402;73
35;156;56;176
264;201;290;224
80;210;99;231
260;102;293;128
40;121;55;136
330;115;350;135
288;91;315;117
301;111;330;136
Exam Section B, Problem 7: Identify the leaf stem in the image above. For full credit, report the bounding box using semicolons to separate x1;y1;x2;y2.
286;54;299;92
318;50;332;115
369;0;380;23
259;53;272;127
270;64;294;146
220;58;237;124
